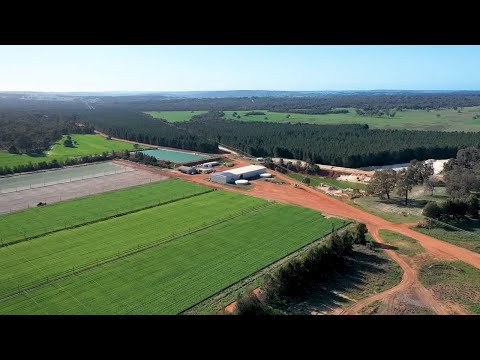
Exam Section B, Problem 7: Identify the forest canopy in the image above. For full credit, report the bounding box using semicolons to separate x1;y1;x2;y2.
178;115;480;167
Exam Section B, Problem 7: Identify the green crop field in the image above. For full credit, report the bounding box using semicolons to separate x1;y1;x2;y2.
0;189;346;314
287;173;367;190
0;134;135;168
0;190;268;297
145;111;207;122
144;107;480;131
0;179;209;245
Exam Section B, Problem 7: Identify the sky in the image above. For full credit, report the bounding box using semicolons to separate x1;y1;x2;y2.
0;45;479;92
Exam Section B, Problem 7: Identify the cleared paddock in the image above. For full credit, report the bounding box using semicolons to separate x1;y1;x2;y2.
0;165;168;214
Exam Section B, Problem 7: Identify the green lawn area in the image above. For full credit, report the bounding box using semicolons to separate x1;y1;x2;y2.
414;219;480;254
0;194;345;314
0;134;135;168
143;107;480;131
145;111;207;122
0;179;209;245
379;230;425;257
420;261;480;314
287;172;367;190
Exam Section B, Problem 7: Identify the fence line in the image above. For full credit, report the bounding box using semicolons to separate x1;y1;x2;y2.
423;216;480;241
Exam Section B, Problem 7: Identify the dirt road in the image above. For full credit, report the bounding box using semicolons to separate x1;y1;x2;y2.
341;228;449;315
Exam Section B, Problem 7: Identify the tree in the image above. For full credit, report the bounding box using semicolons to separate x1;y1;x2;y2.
366;170;397;199
353;223;368;245
8;145;18;154
423;175;438;196
423;201;441;219
16;134;33;152
465;194;479;219
63;136;74;148
302;177;311;185
396;168;415;205
235;291;267;315
456;147;480;170
444;166;480;198
409;159;434;184
442;199;467;221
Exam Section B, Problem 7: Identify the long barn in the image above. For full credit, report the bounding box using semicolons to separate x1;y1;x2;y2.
210;165;267;184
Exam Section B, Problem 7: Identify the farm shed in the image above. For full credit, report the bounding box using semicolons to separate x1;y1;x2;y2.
201;161;220;168
177;166;197;175
210;165;266;184
196;167;215;174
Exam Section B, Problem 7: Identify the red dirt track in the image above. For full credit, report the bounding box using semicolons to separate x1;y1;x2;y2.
340;228;449;315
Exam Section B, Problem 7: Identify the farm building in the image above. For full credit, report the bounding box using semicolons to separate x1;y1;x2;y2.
177;166;197;175
196;167;215;174
210;165;266;184
201;161;220;168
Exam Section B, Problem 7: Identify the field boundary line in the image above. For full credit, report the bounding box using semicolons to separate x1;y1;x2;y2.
0;200;277;303
180;222;353;315
0;187;215;248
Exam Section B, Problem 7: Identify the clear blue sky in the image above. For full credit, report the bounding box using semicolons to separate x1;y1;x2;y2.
0;45;479;92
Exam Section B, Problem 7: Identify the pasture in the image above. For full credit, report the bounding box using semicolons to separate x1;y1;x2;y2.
0;134;135;168
0;187;346;314
225;108;480;131
145;111;207;122
144;107;480;131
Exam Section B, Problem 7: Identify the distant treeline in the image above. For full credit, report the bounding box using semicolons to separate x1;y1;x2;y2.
0;110;94;154
3;92;480;114
77;109;219;154
179;116;480;167
103;92;480;113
